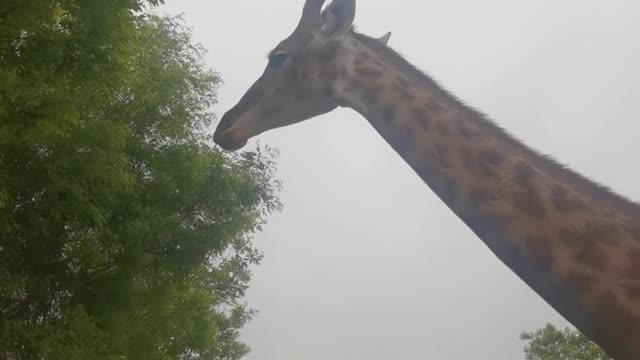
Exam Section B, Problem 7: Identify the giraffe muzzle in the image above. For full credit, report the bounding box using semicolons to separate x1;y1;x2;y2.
213;113;249;151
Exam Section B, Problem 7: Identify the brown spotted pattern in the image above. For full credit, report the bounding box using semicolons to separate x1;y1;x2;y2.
524;233;554;270
551;183;589;212
629;250;640;277
459;123;481;140
624;223;640;241
469;187;497;207
598;292;639;345
557;226;585;248
436;122;452;137
394;80;415;100
475;149;505;178
433;144;450;168
512;161;548;218
355;67;383;79
575;241;608;272
412;108;430;131
629;285;640;299
459;147;475;169
566;271;592;295
344;39;640;360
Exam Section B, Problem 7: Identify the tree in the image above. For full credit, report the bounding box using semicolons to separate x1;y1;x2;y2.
0;1;282;359
521;324;611;360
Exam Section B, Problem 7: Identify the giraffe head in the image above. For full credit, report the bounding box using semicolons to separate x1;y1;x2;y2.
214;0;388;150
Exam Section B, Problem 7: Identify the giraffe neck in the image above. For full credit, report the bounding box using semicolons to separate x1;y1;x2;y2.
335;31;640;360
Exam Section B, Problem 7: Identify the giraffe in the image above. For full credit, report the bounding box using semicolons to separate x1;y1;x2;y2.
212;0;640;358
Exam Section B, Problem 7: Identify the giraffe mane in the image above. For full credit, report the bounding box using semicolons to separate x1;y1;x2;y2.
350;29;640;219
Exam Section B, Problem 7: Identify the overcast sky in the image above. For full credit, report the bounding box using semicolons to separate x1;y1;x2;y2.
160;1;640;359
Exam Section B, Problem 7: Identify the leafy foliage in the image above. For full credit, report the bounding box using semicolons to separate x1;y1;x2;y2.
521;324;611;360
0;1;282;359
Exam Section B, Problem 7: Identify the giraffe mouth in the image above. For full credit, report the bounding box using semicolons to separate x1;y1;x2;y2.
213;108;251;151
213;129;248;151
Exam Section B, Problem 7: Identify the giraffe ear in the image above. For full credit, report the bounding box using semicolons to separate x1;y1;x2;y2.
321;0;356;39
376;31;391;45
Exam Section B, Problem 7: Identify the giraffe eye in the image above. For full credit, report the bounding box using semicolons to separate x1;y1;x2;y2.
268;51;288;69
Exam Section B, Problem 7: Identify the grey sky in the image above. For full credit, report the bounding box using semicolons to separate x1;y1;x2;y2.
160;1;640;359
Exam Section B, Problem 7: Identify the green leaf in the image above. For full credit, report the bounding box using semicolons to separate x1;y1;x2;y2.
521;323;611;360
0;2;281;358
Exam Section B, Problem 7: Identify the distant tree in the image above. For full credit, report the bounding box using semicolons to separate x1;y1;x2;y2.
0;1;282;359
521;324;611;360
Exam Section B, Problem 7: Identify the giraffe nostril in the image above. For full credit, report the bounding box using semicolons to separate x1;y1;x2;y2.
213;113;233;144
216;112;234;134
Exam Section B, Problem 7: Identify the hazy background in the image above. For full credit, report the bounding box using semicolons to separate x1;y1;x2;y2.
159;1;640;359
